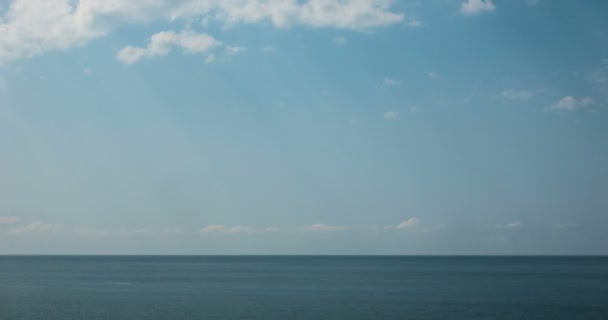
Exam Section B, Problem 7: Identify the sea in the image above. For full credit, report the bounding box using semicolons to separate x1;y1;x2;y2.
0;256;607;319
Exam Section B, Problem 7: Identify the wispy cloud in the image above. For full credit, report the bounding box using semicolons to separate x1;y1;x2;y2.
0;216;18;224
502;89;534;100
199;225;257;235
302;224;348;232
225;46;247;56
547;96;593;111
460;0;496;15
497;221;522;229
384;77;401;86
261;45;277;54
334;37;347;46
9;221;62;235
384;111;399;120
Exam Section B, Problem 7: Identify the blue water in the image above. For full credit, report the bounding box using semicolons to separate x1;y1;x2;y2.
1;256;607;319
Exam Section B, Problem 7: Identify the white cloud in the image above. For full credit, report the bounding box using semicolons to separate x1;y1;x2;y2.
334;37;346;45
261;45;276;53
302;223;347;232
0;216;18;224
502;89;534;100
116;29;221;64
547;96;594;111
9;221;62;234
393;217;419;229
383;77;400;86
199;224;257;234
384;111;399;120
497;221;522;229
460;0;496;15
0;0;405;64
226;45;247;55
82;66;93;75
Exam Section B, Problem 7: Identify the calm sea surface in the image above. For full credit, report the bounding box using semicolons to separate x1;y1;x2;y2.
1;256;607;319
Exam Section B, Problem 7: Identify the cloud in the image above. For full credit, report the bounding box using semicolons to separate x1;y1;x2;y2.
502;89;534;100
404;16;421;28
527;0;540;5
384;111;399;120
302;223;347;232
9;221;62;235
205;53;217;64
334;37;346;45
72;226;184;237
0;216;18;224
199;224;257;234
427;71;439;79
0;0;405;64
261;45;277;53
460;0;496;15
72;227;112;237
497;221;522;229
547;96;594;111
225;45;247;56
383;77;400;86
552;223;577;230
394;217;420;229
116;30;221;64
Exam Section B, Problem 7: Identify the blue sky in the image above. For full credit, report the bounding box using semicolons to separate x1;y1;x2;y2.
1;0;607;254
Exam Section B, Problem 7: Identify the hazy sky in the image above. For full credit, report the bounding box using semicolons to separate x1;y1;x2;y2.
1;0;607;254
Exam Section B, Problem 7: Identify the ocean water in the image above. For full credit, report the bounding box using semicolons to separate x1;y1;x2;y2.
1;256;607;319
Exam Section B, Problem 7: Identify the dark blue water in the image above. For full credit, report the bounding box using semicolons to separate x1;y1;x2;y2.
1;256;607;319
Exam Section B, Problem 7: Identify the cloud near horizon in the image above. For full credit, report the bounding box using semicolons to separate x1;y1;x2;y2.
385;217;420;230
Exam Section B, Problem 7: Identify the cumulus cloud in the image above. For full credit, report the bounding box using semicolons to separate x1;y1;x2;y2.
502;89;534;100
547;96;594;111
0;0;405;64
384;111;399;120
0;216;18;224
116;30;221;64
460;0;496;15
9;221;62;234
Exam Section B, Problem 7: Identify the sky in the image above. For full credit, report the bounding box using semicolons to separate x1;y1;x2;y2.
0;0;607;255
